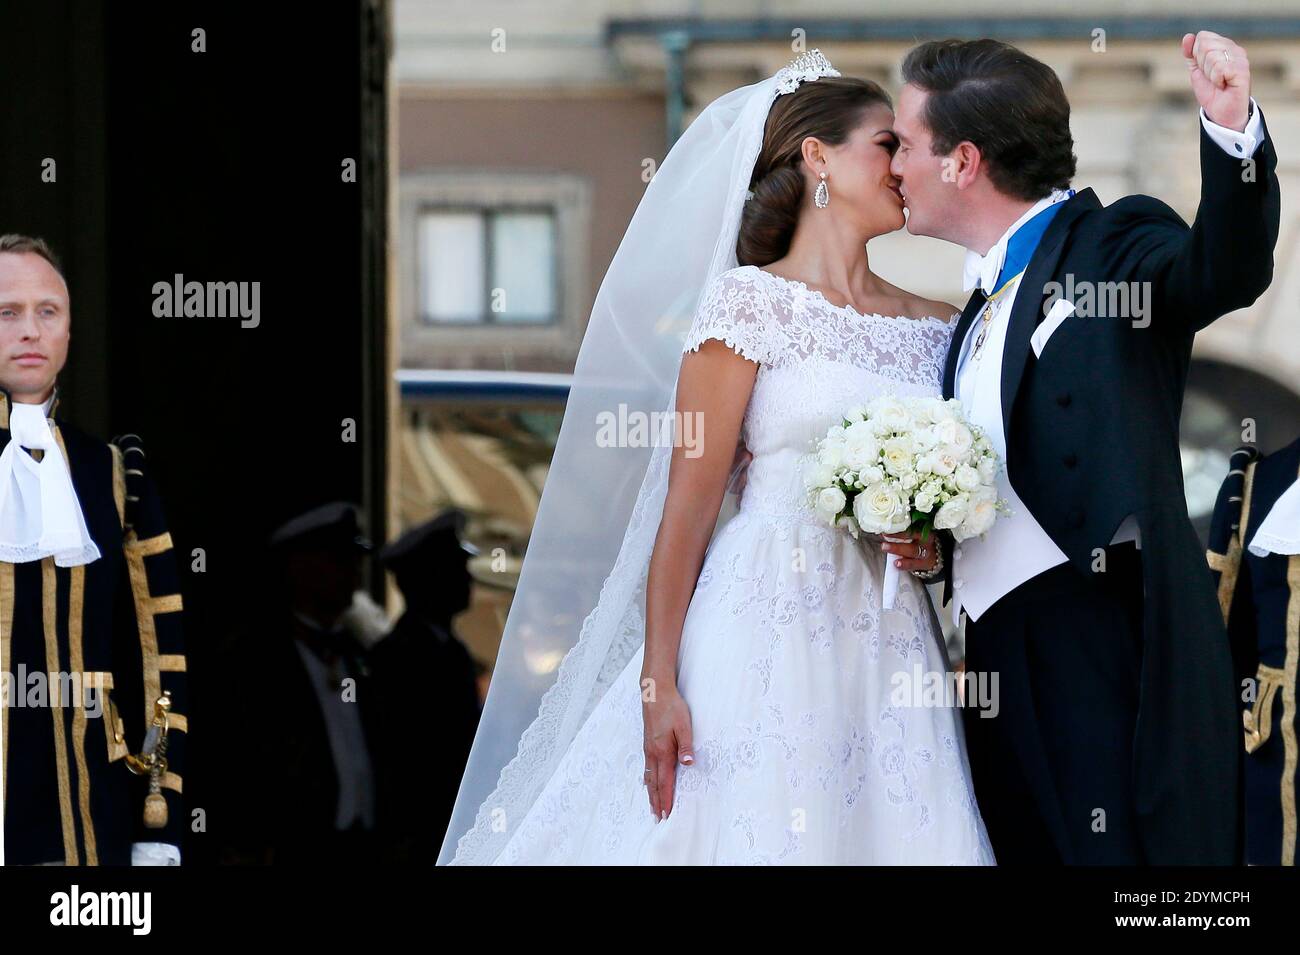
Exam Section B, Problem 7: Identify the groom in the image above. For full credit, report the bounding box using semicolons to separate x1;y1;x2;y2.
891;33;1279;864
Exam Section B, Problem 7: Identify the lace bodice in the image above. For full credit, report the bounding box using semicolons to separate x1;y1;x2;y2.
682;265;957;521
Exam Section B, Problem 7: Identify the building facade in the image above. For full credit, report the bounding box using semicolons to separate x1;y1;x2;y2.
394;1;1300;654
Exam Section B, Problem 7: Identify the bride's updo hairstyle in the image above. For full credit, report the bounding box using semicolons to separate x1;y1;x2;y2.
737;77;892;267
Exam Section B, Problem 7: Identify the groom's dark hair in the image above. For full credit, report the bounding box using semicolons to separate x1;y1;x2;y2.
901;39;1076;201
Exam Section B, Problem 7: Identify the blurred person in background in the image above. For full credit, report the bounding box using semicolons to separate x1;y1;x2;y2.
372;508;480;863
217;502;381;864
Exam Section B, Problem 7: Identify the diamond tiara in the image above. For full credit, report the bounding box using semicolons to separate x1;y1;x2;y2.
774;49;841;95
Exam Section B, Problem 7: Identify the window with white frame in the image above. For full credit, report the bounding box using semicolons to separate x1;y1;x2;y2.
418;205;559;325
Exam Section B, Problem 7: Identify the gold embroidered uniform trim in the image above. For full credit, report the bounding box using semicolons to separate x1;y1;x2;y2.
68;564;99;865
1245;664;1283;753
131;532;174;557
124;542;162;734
158;654;186;672
42;559;78;865
148;594;184;615
1281;551;1298;866
54;424;98;864
1213;460;1258;621
1;562;12;809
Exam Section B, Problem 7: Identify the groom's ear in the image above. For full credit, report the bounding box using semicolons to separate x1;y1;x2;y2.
950;142;984;190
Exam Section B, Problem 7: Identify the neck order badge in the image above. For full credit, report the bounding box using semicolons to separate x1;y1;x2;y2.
970;193;1072;361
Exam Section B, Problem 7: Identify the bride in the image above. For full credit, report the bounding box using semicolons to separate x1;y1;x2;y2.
439;51;994;865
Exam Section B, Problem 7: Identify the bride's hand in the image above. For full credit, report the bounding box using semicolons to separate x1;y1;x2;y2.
880;530;939;574
640;675;695;821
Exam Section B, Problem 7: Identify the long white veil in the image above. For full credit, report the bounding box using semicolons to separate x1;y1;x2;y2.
438;52;841;866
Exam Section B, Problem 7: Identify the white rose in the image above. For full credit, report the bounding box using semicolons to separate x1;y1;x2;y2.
907;397;936;425
853;482;910;535
842;428;880;470
880;435;915;477
913;425;940;451
934;494;970;531
844;405;867;423
876;400;913;434
914;485;938;513
927;449;959;477
933;417;974;454
957;493;998;539
814;486;847;523
930;400;959;423
858;464;885;485
954;464;982;492
976;455;998;485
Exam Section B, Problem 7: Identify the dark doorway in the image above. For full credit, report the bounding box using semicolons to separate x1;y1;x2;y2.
0;0;391;864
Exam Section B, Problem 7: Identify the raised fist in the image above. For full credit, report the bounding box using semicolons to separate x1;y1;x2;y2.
1182;31;1251;132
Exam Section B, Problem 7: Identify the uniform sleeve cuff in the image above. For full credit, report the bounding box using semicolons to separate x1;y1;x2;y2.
131;842;182;866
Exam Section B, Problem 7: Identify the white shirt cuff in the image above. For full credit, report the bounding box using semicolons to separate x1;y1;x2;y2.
1200;97;1264;158
131;842;181;866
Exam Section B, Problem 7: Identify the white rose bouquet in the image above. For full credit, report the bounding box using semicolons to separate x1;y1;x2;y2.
802;395;1007;609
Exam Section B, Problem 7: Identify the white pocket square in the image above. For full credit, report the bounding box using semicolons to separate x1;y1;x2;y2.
1031;298;1076;358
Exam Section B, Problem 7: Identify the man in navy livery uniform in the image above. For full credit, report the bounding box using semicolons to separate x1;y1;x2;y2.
0;234;188;865
1208;438;1300;866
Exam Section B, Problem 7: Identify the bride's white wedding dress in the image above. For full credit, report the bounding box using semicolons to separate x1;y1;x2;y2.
491;265;995;865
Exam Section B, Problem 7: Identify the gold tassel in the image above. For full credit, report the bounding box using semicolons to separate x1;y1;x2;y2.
126;692;172;828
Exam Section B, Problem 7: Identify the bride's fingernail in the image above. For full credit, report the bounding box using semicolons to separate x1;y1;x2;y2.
682;754;693;764
895;560;902;568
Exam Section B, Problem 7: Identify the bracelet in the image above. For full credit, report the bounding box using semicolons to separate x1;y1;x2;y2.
910;543;944;581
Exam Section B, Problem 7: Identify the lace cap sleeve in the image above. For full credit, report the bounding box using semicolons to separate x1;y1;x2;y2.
681;267;774;365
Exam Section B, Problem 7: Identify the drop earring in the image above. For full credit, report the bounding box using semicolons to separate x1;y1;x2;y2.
814;171;829;209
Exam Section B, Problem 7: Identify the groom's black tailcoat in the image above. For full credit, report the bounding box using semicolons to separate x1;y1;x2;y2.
942;117;1280;865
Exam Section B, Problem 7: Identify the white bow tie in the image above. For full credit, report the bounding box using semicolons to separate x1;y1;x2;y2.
962;242;1006;296
0;402;102;566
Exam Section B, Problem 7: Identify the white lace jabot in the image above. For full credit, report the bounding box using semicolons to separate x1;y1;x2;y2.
1248;476;1300;557
0;398;102;566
